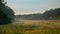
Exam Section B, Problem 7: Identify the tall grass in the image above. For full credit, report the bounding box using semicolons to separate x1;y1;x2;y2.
0;20;60;34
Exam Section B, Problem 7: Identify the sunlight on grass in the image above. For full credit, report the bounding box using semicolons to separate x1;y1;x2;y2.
0;20;60;34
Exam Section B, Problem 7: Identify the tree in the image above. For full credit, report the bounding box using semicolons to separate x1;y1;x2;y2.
43;8;60;20
0;0;15;25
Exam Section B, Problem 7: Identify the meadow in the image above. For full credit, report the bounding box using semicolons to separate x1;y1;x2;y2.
0;20;60;34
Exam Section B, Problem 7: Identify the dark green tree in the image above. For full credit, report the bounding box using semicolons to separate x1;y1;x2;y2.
43;8;60;20
0;0;15;25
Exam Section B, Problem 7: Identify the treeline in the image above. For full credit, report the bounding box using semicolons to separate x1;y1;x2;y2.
15;8;60;20
43;8;60;19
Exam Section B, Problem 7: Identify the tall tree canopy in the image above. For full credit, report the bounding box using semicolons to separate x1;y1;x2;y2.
0;0;15;25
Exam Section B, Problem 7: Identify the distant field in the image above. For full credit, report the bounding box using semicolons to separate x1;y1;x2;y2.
15;20;60;28
0;20;60;34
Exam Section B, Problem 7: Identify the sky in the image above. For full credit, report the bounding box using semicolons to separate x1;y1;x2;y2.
5;0;60;15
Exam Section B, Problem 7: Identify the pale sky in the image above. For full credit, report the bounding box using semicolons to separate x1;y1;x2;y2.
5;0;60;15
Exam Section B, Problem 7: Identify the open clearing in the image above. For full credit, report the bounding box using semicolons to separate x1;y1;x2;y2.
0;20;60;34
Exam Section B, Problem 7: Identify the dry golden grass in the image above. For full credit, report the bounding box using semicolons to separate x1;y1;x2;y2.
0;20;60;34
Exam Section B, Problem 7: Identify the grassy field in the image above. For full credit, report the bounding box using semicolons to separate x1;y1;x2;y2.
0;20;60;34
